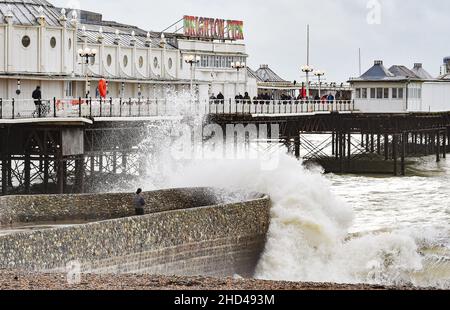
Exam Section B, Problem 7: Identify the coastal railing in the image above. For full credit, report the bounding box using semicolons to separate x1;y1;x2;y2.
0;98;355;120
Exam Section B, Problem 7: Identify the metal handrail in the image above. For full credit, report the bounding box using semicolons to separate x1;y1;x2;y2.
0;98;355;119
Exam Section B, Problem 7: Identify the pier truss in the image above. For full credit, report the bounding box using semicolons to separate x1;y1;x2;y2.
1;112;450;195
211;112;450;175
0;122;150;195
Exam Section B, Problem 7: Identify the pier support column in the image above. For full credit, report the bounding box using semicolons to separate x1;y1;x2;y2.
370;134;374;153
24;153;31;194
1;133;8;196
401;133;406;176
57;150;65;194
393;134;398;176
377;134;381;155
294;135;300;159
43;157;49;194
339;133;344;173
443;130;447;159
436;131;441;163
365;134;370;152
384;134;389;161
331;132;335;156
122;153;128;175
335;132;339;160
112;151;117;174
75;156;85;194
347;133;351;159
1;157;7;196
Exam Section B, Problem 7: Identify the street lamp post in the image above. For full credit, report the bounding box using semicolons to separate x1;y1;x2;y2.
314;70;325;98
231;61;246;98
78;47;97;97
301;65;314;99
184;55;201;97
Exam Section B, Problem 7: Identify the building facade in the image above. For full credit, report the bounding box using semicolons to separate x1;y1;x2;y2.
0;0;251;103
349;60;450;112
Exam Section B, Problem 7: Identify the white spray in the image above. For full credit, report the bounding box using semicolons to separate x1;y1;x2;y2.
137;94;448;288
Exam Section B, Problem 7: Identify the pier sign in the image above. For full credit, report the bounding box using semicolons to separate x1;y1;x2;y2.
183;16;244;40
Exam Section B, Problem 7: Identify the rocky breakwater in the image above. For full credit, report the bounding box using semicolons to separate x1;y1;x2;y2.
0;188;271;278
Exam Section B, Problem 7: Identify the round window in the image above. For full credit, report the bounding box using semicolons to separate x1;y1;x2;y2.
50;37;56;48
68;38;72;50
107;54;112;67
22;35;31;48
139;56;144;68
168;58;173;69
123;55;128;67
153;57;158;68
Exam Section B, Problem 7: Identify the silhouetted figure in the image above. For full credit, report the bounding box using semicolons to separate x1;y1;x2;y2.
32;86;42;117
134;188;146;216
217;92;224;101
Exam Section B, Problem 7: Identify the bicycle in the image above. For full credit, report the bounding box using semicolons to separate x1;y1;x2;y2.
32;101;51;118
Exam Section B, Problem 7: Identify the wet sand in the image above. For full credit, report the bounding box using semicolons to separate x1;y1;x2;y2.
0;271;424;290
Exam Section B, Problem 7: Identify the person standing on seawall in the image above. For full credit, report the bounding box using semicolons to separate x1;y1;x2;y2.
134;188;146;216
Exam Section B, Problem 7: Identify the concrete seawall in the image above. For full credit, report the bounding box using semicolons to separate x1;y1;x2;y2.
0;188;271;277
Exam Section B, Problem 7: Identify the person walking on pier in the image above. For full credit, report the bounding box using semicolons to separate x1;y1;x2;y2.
134;188;146;216
32;86;42;116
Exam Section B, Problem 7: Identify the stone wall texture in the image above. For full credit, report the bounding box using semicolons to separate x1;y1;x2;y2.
0;188;271;277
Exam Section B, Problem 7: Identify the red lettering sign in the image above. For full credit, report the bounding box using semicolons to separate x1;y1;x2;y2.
183;16;243;40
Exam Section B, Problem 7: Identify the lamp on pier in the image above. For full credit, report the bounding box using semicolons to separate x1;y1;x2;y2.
78;48;97;97
231;61;246;98
184;55;201;96
301;65;314;99
314;70;325;98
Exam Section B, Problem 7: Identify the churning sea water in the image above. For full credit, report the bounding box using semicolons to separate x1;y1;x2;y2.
139;99;450;288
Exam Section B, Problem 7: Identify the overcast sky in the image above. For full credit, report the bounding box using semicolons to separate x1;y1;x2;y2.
52;0;450;83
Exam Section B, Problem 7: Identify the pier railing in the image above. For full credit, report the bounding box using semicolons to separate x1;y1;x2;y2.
0;98;355;120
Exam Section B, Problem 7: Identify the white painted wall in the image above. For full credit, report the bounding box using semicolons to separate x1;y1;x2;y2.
12;27;39;72
0;27;5;72
421;82;450;112
45;29;62;73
